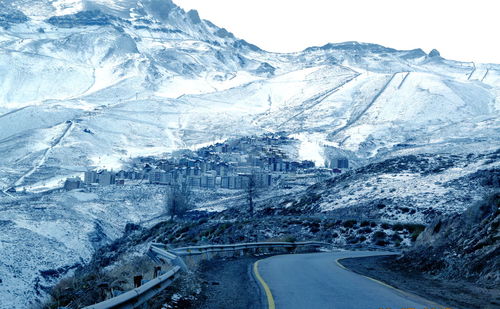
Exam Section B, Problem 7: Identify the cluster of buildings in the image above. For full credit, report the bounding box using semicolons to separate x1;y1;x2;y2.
73;135;349;191
63;170;119;190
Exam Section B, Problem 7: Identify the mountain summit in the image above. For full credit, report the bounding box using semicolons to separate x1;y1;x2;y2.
0;0;498;190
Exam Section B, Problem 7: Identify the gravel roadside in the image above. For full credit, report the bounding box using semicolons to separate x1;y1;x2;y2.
190;256;264;309
339;255;500;309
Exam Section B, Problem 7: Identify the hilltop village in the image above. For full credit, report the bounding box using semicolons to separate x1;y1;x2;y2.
65;134;349;191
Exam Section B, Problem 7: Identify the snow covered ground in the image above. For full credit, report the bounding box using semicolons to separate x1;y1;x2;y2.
276;151;500;224
0;185;167;308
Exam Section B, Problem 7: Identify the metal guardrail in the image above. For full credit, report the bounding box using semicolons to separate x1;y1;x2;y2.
149;244;189;271
167;241;328;256
83;241;328;308
83;266;181;309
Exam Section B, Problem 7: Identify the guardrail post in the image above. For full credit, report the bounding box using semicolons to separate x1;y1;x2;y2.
154;266;161;278
97;282;110;300
134;275;143;288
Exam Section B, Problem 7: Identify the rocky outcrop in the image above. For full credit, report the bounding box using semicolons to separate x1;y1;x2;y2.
0;5;28;29
428;49;441;58
399;193;499;287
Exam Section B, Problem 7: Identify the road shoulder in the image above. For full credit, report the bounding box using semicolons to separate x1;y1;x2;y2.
339;255;500;309
190;256;263;309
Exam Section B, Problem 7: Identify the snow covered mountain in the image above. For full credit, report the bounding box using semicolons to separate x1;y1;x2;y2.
0;0;498;192
0;0;499;307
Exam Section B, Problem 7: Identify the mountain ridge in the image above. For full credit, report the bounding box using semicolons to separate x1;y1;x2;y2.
0;1;499;307
0;0;498;191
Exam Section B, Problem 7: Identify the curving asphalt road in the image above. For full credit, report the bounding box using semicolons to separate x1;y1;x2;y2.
254;251;448;309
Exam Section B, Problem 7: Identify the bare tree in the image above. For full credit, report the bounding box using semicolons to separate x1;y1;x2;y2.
165;184;192;220
242;172;259;217
242;154;263;217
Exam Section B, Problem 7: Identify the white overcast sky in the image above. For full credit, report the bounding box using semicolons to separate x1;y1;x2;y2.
176;0;500;64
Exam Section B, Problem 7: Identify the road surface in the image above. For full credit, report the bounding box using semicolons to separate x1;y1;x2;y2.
254;251;448;309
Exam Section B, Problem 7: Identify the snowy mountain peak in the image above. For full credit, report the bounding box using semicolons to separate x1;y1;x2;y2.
2;0;240;46
0;0;498;190
305;41;397;53
83;0;178;20
1;0;180;19
187;9;201;24
428;48;441;57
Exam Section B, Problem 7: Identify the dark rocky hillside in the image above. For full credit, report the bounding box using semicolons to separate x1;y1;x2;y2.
399;192;499;287
0;5;28;29
267;151;499;224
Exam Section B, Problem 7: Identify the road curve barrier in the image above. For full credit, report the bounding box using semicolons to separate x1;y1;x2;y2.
83;241;328;308
83;266;181;309
165;241;329;256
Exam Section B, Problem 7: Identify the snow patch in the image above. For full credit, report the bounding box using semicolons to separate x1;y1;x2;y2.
290;132;326;167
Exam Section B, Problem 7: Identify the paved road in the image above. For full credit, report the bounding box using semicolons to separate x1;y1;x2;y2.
255;251;447;309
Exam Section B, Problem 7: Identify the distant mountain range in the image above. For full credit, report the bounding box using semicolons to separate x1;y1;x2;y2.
0;0;498;192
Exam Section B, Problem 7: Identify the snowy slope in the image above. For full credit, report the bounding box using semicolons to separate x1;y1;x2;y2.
271;150;500;224
0;185;168;308
0;0;498;198
0;0;498;191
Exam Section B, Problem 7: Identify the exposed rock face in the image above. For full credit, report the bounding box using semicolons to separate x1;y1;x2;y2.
0;5;28;29
428;49;441;57
400;193;499;287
